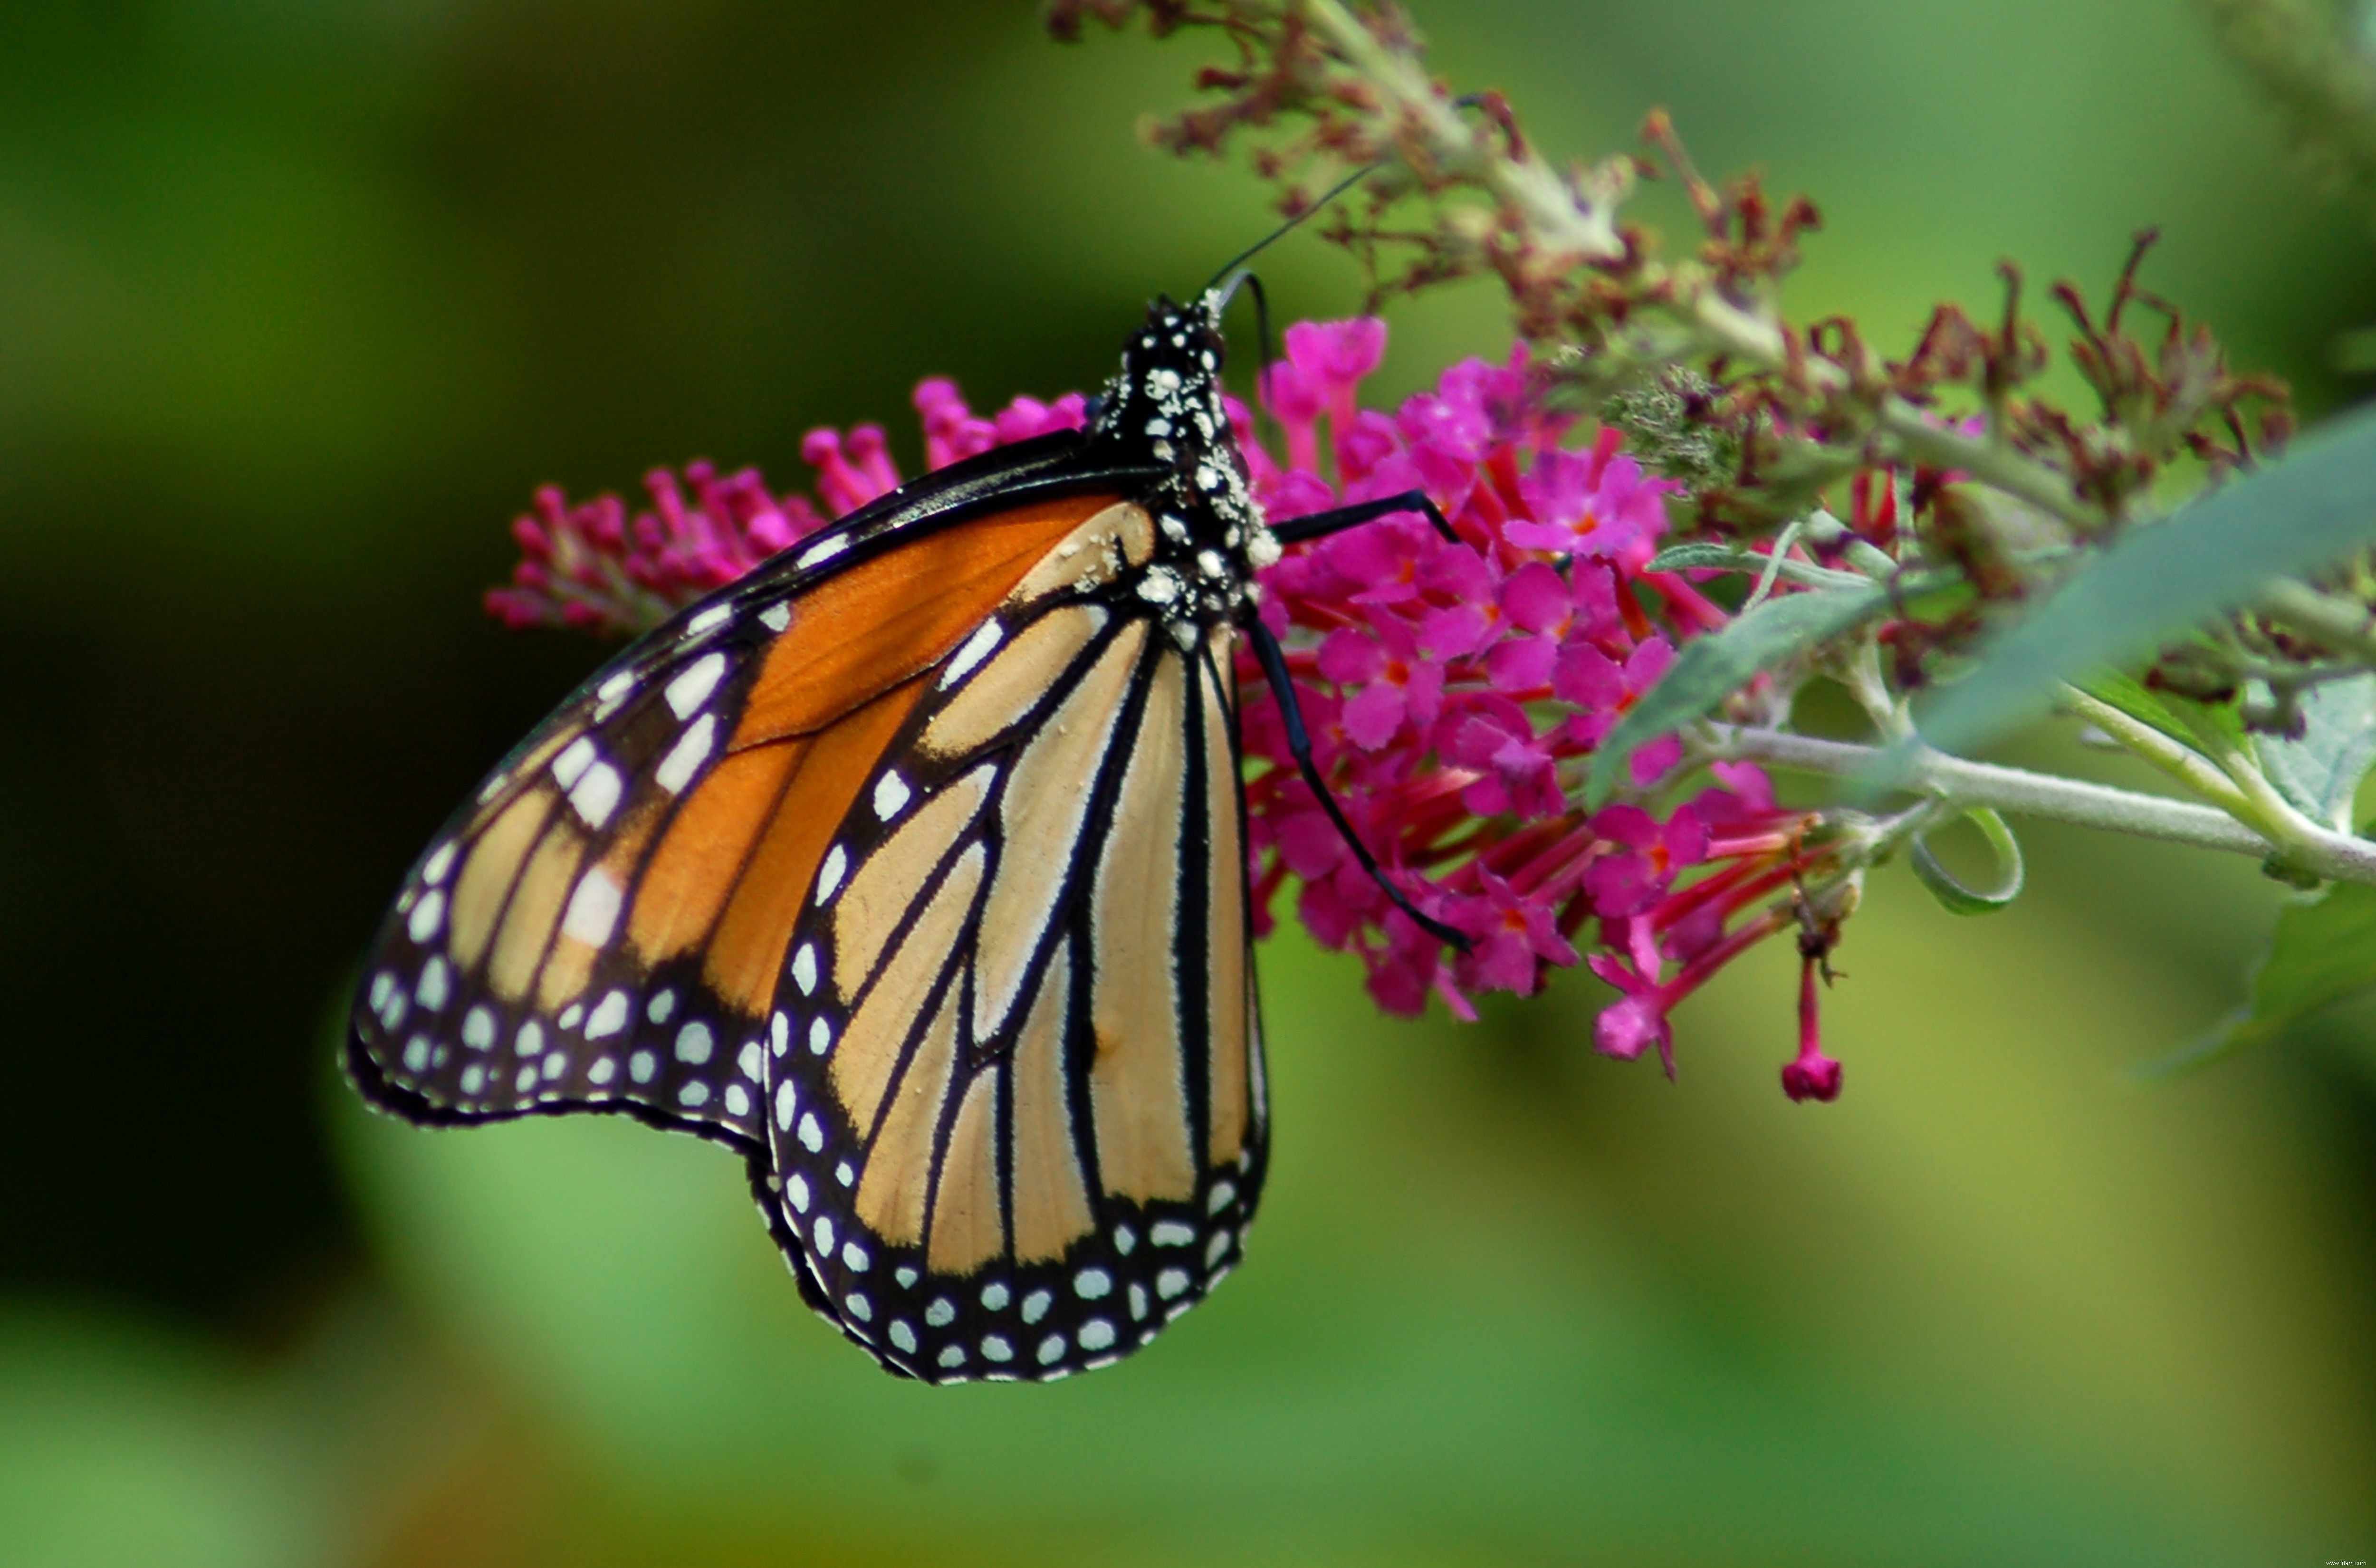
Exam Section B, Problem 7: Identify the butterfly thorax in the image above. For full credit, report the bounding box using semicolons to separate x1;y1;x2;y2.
1087;291;1282;646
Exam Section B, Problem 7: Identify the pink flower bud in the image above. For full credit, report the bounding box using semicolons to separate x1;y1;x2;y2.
1782;956;1844;1103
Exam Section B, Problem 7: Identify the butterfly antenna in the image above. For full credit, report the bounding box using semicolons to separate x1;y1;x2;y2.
1200;160;1387;296
1203;98;1513;299
1217;270;1283;454
1206;162;1385;452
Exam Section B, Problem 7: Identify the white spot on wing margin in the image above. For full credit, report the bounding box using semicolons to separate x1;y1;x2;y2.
942;620;1003;687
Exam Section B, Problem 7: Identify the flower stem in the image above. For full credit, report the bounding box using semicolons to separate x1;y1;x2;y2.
1292;0;2099;532
1682;295;2093;528
1298;0;1624;262
2055;686;2259;819
1704;723;2376;884
2255;577;2376;661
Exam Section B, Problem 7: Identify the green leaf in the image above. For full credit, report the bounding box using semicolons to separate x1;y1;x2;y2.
2136;880;2376;1079
2075;669;2246;755
1909;806;2025;914
2256;675;2376;832
1645;542;1872;592
1912;403;2376;755
1647;542;1752;573
1586;583;1887;807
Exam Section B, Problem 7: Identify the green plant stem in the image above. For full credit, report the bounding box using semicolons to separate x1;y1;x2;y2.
2206;728;2335;846
2057;687;2259;818
1704;723;2376;883
1299;0;1623;262
2053;682;2340;870
1686;296;2094;528
2256;577;2376;660
1836;636;1911;739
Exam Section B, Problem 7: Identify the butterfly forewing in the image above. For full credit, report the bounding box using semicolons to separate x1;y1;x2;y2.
347;492;1121;1147
758;507;1267;1382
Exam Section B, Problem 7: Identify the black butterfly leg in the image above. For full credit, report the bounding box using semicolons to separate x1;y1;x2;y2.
1268;490;1460;546
1245;617;1472;952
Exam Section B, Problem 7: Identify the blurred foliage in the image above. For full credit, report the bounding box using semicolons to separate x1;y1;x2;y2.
2203;0;2376;221
3;0;2374;1563
324;915;2376;1565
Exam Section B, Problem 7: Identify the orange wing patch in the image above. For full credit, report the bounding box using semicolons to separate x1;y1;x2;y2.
1087;650;1196;1204
630;741;805;964
706;679;926;1016
928;1069;1005;1275
1201;643;1251;1166
732;494;1121;750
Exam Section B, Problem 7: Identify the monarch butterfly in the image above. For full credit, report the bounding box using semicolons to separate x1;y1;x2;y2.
347;279;1461;1382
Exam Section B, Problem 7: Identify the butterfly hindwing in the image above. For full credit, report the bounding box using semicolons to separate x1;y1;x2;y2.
756;504;1268;1382
346;487;1131;1148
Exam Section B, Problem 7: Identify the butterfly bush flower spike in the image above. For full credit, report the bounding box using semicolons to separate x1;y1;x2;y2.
489;383;1087;634
488;465;829;634
1237;319;1836;1089
490;324;1852;1100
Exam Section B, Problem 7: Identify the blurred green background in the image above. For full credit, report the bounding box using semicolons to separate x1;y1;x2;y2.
3;1;2374;1564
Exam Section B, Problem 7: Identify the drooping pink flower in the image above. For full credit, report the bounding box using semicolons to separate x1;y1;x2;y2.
1782;956;1844;1102
1595;990;1674;1068
1585;946;1677;1074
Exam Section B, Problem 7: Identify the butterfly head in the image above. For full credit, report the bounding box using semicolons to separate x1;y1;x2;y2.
1092;291;1280;635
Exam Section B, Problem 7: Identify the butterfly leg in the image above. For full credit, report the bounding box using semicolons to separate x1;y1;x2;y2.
1244;617;1472;952
1268;490;1460;546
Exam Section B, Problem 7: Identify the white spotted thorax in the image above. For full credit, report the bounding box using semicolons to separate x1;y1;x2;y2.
1089;289;1282;647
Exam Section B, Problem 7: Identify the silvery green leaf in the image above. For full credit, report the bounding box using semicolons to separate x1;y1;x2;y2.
1586;583;1887;807
2138;881;2376;1078
1647;542;1748;573
1913;404;2376;755
2255;676;2376;832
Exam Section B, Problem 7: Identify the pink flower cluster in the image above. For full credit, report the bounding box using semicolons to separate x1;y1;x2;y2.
489;464;829;634
487;324;1846;1099
1230;323;1830;1090
484;386;1089;634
